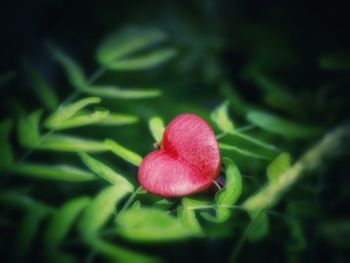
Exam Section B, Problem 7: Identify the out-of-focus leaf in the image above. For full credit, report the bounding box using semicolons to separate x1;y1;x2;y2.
87;238;160;263
219;81;253;116
94;112;138;126
287;218;306;251
320;220;350;249
154;199;173;209
105;139;143;166
177;206;203;235
84;85;161;99
17;110;42;147
44;196;90;249
211;101;234;133
79;153;134;189
97;27;170;69
319;51;350;71
0;191;53;212
37;134;108;152
267;152;291;183
0;70;16;87
12;163;97;181
48;44;87;88
0;119;14;169
14;208;50;260
23;61;59;111
79;184;132;237
105;48;177;71
45;97;101;129
148;116;165;142
247;111;322;139
116;207;197;241
247;211;269;241
220;143;272;160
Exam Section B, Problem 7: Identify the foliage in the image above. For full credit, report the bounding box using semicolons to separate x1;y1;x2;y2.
0;12;349;263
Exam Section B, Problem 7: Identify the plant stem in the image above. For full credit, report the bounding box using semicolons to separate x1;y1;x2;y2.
119;186;143;213
228;125;350;262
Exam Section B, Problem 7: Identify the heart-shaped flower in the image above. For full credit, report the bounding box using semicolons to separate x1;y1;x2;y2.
138;113;221;197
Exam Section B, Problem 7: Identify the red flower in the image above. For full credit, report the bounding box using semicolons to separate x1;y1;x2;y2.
138;113;221;197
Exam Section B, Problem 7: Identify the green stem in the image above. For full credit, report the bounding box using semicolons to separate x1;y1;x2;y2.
119;186;143;213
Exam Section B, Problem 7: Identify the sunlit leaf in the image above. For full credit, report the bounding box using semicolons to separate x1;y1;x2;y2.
17;110;42;147
247;111;322;139
87;238;160;263
116;207;197;241
94;112;138;126
84;85;161;99
0;119;14;169
105;139;143;166
79;152;134;189
105;48;177;71
79;184;132;237
45;97;101;129
247;211;269;241
148;116;165;142
44;196;91;249
48;43;87;89
97;27;169;69
23;61;59;111
226;131;278;152
267;152;291;183
37;134;108;152
319;51;350;71
12;163;97;181
211;101;235;133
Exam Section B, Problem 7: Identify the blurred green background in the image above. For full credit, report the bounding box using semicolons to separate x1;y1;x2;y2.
0;0;349;262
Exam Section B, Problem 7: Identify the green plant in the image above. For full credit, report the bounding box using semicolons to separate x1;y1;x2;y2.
0;26;349;263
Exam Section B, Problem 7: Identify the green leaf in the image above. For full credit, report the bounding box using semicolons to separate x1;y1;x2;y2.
17;110;42;147
177;206;203;235
14;208;50;260
97;27;168;67
48;43;87;88
83;85;161;99
220;143;272;160
93;112;138;126
216;158;242;205
116;207;196;242
23;61;59;111
45;97;101;129
319;51;350;71
105;139;143;166
87;238;160;263
79;184;132;237
0;119;14;169
247;211;269;241
247;111;322;139
287;218;306;251
105;48;177;71
44;196;91;249
211;101;235;133
267;152;291;183
79;152;134;189
148;116;165;142
37;134;108;152
12;163;97;181
154;199;173;210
